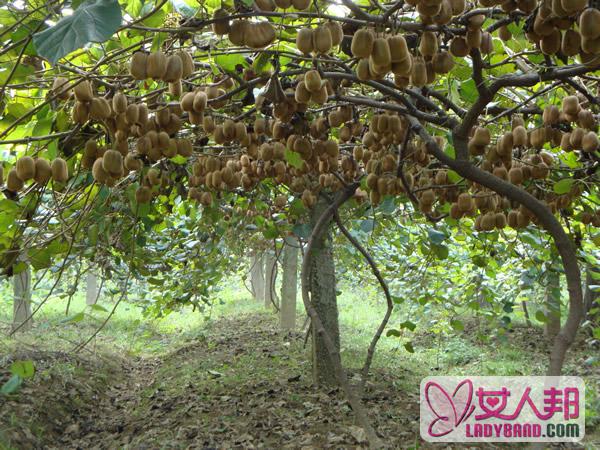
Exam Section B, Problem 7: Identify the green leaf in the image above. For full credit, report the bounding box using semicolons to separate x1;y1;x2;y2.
404;341;415;353
386;329;401;337
428;228;446;245
170;0;198;17
284;149;303;169
62;311;85;323
553;178;574;194
460;79;478;103
360;219;375;233
90;304;108;312
535;310;547;323
400;320;416;331
33;0;122;64
450;319;464;331
10;360;35;379
292;223;311;239
1;375;22;395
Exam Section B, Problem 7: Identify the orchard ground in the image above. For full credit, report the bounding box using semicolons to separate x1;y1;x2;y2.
0;280;598;449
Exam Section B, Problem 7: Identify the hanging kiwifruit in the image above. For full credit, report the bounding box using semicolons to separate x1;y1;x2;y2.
562;95;580;115
297;28;314;54
313;25;333;54
102;150;123;176
292;0;310;8
229;20;248;46
325;22;344;47
432;51;454;74
410;57;427;88
6;168;24;192
16;156;35;181
512;125;528;147
561;30;581;57
130;52;147;80
52;77;72;100
33;158;52;184
147;51;167;80
246;22;276;49
74;80;93;102
419;31;438;57
163;54;183;83
255;0;276;10
112;92;128;114
563;0;589;15
351;28;375;58
304;70;322;93
371;38;392;66
179;51;194;78
135;186;152;203
388;35;409;63
582;130;599;152
212;8;231;35
541;29;561;55
498;25;512;41
449;36;470;57
193;91;208;113
580;8;600;40
89;97;111;120
51;158;69;183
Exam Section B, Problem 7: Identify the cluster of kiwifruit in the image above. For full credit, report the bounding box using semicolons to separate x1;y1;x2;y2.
405;0;465;23
129;50;194;97
581;209;600;226
227;19;276;49
523;4;600;61
1;156;68;193
255;0;311;11
295;22;344;55
448;15;493;59
294;70;333;105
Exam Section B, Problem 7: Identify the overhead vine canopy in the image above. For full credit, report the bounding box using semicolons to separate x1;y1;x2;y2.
0;0;599;380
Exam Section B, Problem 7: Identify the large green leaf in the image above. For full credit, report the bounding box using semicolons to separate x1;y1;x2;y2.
33;0;122;64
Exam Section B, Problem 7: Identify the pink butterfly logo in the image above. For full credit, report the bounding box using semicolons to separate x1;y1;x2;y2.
424;379;476;437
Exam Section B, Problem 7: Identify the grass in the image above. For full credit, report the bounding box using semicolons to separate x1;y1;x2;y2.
0;277;599;447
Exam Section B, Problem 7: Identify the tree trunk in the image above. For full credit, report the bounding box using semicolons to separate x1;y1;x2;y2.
309;198;340;386
264;251;277;310
584;266;599;324
544;269;561;340
250;253;265;303
280;238;299;331
13;265;32;332
86;271;99;305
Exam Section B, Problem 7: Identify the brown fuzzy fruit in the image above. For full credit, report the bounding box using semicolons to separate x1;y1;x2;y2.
193;91;208;113
255;0;276;10
52;77;72;100
74;80;93;102
313;25;332;54
147;51;167;80
179;51;194;78
371;38;392;66
296;28;314;54
136;186;152;203
112;92;127;114
419;31;438;57
6;168;24;192
246;22;276;49
304;70;322;93
512;125;528;147
130;52;147;80
292;0;310;8
432;51;454;74
229;20;248;46
180;92;196;112
410;57;427;88
561;30;581;57
325;22;344;47
351;28;375;58
51;158;69;183
34;158;52;184
163;54;183;83
562;95;580;115
579;6;600;36
582;131;599;152
16;156;35;181
449;36;470;57
102;150;123;176
90;97;111;120
212;8;231;35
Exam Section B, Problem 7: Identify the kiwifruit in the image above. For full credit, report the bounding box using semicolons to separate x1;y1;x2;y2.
325;22;343;47
6;168;23;191
541;29;561;55
449;0;465;13
52;77;71;100
499;25;512;41
73;80;93;102
495;212;507;229
255;0;276;11
370;38;391;66
274;0;292;7
449;36;470;57
582;131;599;152
313;25;332;54
562;95;580;115
31;158;51;184
292;0;310;9
229;20;248;46
472;127;491;146
295;81;311;103
146;168;161;186
130;52;147;80
569;127;585;148
51;158;69;183
296;28;314;54
193;91;208;113
16;156;35;181
311;84;328;104
419;31;438;57
508;166;523;184
135;186;152;203
432;51;454;74
410;57;427;88
561;30;581;57
222;119;236;141
543;104;560;125
351;28;375;58
529;128;545;149
466;28;482;49
578;109;596;129
180;92;196;112
511;125;527;147
355;58;371;81
580;8;600;41
123;153;141;172
162;139;177;158
112;92;127;115
457;192;473;212
562;0;588;14
156;108;171;128
147;51;167;80
304;70;322;93
163;54;183;83
178;51;194;78
212;8;231;35
246;22;276;49
89;97;111;120
387;35;409;64
102;150;123;176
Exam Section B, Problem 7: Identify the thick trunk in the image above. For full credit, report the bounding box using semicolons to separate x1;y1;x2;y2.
584;266;599;323
250;253;265;302
86;271;99;305
309;198;340;386
544;269;561;340
13;265;32;332
280;239;299;331
264;252;277;310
